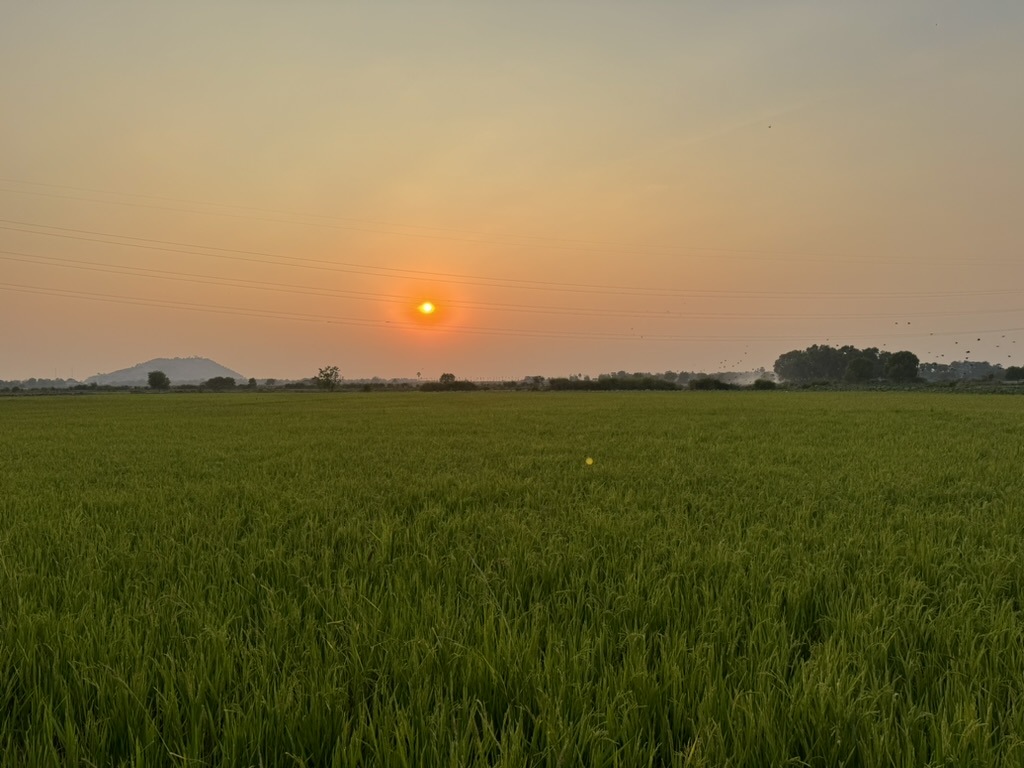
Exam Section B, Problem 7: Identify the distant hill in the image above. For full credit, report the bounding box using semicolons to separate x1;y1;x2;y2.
86;357;245;386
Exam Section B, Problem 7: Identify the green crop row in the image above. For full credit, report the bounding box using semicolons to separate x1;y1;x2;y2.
1;393;1022;766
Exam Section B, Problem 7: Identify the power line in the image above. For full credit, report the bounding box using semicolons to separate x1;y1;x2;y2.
1;180;1017;267
2;219;1020;301
0;185;843;263
0;249;700;320
2;176;813;255
2;279;1022;345
4;216;1023;357
0;178;855;263
0;280;775;341
0;281;630;340
4;249;1024;323
0;220;734;298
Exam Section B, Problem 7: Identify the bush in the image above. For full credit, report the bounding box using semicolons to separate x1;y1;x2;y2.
420;380;479;392
689;378;732;391
548;377;676;391
752;379;777;390
202;376;237;390
147;370;171;390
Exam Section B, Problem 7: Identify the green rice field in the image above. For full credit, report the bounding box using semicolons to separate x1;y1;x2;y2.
2;392;1023;766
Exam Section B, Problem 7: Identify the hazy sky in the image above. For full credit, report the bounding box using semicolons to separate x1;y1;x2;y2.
2;1;1022;381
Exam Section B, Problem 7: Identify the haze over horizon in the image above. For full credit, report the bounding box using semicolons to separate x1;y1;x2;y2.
2;2;1022;382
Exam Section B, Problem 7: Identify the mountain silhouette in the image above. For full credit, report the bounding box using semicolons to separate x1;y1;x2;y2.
85;357;245;386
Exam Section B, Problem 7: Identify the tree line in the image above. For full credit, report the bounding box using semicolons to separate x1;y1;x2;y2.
773;345;920;384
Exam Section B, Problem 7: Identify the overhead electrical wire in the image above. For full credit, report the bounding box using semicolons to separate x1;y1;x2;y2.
5;176;822;256
0;249;704;321
4;280;1019;344
1;218;758;298
0;185;851;263
0;179;859;263
0;280;790;342
3;249;1023;323
2;219;1020;302
0;179;1016;268
2;181;1020;352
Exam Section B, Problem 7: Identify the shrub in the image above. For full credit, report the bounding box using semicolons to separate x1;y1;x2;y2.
147;370;171;390
420;379;479;391
689;378;732;391
202;376;237;390
548;377;676;391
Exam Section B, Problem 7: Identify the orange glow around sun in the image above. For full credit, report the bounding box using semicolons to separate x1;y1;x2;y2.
402;290;451;329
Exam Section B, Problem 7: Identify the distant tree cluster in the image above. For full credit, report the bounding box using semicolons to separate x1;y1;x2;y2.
599;370;692;385
919;360;1007;382
1006;366;1024;381
548;376;676;391
202;376;237;390
774;345;920;384
419;373;479;391
688;377;733;391
0;377;81;390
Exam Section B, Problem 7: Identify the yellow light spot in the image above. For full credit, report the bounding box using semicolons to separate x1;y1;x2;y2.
585;457;594;465
418;302;436;315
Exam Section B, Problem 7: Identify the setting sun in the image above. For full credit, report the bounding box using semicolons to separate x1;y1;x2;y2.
418;301;436;315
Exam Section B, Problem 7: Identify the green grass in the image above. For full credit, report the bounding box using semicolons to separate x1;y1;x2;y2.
1;392;1023;766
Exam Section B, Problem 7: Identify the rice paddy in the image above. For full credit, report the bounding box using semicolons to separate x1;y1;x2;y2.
2;392;1023;766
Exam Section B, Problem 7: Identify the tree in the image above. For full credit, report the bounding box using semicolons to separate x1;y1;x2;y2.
420;373;479;391
147;370;171;390
844;357;875;383
689;377;732;390
315;365;341;391
1005;366;1024;381
247;377;257;389
886;351;920;382
203;376;237;390
774;344;892;384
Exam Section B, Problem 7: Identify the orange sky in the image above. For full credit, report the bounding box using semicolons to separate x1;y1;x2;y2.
2;2;1022;381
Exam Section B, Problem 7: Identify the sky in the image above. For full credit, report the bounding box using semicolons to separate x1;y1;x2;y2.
1;1;1022;381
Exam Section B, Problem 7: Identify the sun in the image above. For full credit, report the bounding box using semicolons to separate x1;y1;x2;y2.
407;296;446;326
